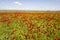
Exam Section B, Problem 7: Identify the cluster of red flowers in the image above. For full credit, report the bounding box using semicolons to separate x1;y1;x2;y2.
0;12;60;40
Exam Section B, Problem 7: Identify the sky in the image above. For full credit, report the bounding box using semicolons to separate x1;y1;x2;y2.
0;0;60;10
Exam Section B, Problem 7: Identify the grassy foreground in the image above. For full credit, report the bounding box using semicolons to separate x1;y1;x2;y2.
0;11;60;40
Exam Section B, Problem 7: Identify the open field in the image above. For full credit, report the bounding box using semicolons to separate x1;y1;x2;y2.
0;11;60;40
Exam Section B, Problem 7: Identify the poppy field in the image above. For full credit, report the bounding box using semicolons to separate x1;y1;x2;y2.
0;11;60;40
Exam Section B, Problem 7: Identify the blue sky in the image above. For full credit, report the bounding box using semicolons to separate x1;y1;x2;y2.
0;0;60;10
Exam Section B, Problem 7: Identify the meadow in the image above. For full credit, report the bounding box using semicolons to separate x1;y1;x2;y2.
0;11;60;40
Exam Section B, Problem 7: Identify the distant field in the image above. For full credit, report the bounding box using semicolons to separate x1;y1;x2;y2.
0;11;60;40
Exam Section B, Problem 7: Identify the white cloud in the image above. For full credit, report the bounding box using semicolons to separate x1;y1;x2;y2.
13;2;22;5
